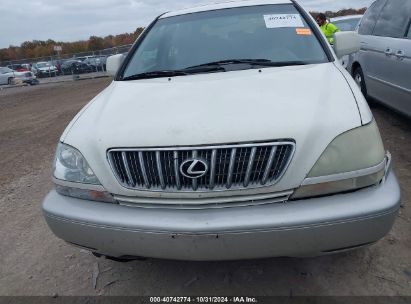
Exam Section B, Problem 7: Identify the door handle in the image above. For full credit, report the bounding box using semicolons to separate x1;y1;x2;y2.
385;48;393;56
395;50;405;59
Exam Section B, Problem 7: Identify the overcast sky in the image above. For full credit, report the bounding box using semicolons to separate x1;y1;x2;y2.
0;0;373;48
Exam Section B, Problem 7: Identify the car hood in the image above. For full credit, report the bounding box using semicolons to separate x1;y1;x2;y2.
63;62;363;195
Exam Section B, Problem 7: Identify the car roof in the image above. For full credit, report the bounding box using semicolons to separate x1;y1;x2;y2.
331;15;363;22
161;0;292;18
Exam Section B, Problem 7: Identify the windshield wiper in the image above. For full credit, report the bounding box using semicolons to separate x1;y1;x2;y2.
122;70;189;81
122;59;308;80
122;66;225;81
187;59;309;69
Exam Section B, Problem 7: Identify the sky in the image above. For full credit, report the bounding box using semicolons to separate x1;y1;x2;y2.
0;0;373;48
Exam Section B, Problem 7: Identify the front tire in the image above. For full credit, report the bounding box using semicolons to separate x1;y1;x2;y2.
7;78;14;85
353;66;367;98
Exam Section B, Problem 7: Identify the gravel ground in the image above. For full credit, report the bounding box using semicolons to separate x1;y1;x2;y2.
0;78;410;296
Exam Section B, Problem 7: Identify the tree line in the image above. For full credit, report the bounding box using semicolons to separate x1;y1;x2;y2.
0;7;366;62
0;28;144;62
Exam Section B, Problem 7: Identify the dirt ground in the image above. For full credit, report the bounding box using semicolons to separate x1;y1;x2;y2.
0;78;410;296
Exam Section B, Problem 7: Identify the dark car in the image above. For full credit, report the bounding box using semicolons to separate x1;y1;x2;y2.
61;60;94;75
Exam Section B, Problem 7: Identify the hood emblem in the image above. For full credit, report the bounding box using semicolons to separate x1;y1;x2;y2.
180;159;209;179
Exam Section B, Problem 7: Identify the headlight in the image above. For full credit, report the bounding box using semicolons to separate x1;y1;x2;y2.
54;143;116;203
292;120;387;199
54;143;100;184
55;184;116;204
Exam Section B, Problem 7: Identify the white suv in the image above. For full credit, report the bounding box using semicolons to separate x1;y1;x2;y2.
43;0;400;261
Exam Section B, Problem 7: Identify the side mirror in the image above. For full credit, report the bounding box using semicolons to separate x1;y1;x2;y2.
333;31;360;58
106;54;126;76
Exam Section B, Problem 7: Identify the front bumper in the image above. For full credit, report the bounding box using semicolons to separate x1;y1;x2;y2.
43;170;400;261
37;70;58;77
18;77;38;84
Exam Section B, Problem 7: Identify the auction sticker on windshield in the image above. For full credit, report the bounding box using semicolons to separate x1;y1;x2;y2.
296;28;312;35
264;14;304;28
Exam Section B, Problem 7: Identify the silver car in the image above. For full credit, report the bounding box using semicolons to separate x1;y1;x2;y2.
349;0;411;117
0;67;37;85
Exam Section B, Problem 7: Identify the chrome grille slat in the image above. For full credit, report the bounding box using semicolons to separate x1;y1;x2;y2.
121;152;135;187
138;151;150;188
244;147;257;187
192;151;198;191
226;148;237;189
108;141;295;192
173;151;181;190
209;149;217;189
156;152;166;190
262;146;278;185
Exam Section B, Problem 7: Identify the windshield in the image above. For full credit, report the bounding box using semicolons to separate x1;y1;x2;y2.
122;4;328;79
333;18;362;31
37;63;51;68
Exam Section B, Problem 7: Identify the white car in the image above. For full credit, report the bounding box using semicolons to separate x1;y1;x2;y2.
331;15;363;32
43;0;400;261
331;15;363;68
0;67;37;85
32;62;59;78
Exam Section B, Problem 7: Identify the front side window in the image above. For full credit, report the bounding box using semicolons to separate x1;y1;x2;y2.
407;24;411;39
373;0;411;38
121;4;328;79
358;0;386;35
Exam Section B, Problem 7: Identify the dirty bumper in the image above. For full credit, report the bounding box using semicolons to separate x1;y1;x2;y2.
43;170;400;261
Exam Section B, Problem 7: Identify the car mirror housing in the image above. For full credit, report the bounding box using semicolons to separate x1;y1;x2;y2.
333;31;360;58
106;54;125;76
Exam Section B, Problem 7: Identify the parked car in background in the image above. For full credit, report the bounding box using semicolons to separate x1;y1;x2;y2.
0;67;38;85
43;0;400;261
32;62;59;78
6;64;30;72
61;60;94;75
83;56;107;71
349;0;411;117
331;15;363;31
331;15;363;68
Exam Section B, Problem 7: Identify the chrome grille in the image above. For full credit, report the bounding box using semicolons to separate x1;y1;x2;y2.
108;142;295;192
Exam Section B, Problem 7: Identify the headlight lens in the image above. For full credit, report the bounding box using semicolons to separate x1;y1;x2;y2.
54;143;100;184
55;185;116;204
292;120;387;199
308;120;385;177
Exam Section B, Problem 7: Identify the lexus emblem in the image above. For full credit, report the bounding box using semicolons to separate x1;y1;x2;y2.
180;159;208;179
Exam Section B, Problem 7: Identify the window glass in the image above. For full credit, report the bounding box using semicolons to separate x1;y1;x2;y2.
333;18;362;31
358;0;386;35
408;25;411;39
123;4;328;78
373;0;411;38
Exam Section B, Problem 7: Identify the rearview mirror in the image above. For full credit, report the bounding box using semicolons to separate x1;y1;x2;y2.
333;31;360;58
106;54;126;76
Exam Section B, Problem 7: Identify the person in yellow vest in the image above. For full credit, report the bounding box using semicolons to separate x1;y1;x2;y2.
316;13;340;45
